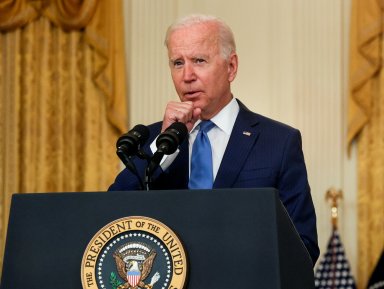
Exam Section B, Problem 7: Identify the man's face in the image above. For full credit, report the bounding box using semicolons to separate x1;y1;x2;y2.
167;23;238;119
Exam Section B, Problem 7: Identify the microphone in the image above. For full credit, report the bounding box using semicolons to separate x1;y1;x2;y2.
155;122;188;155
146;122;188;187
116;124;150;157
116;125;150;190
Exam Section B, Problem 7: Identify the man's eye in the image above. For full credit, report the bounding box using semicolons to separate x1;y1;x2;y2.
195;58;206;63
173;61;183;67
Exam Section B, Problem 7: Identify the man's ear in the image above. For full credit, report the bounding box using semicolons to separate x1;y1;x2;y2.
227;52;238;82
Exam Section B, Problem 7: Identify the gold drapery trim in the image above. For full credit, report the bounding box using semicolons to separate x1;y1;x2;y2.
349;0;384;288
44;0;98;30
348;0;383;149
0;0;97;31
0;0;39;31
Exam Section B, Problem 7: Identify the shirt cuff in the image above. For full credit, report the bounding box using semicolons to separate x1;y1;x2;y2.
150;137;180;171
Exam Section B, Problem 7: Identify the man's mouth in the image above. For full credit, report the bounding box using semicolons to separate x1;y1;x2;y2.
184;91;202;98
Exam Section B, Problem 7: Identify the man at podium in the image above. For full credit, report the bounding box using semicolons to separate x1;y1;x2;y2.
109;14;319;266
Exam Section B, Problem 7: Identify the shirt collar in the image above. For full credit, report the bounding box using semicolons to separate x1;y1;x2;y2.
190;98;240;135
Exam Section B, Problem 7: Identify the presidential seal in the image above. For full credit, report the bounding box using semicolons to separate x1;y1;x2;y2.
81;216;188;289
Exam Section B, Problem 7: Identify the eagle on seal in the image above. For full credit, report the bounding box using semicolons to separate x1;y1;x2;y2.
113;250;159;289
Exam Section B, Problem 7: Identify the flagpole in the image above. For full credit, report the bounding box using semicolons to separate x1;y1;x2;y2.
326;188;343;289
325;187;343;230
314;188;357;289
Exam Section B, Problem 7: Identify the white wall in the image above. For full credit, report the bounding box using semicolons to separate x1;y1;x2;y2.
124;0;357;274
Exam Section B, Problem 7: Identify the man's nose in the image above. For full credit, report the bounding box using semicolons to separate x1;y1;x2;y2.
183;63;196;82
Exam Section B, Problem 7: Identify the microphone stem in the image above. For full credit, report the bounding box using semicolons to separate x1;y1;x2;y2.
145;166;152;191
145;150;165;190
117;147;145;190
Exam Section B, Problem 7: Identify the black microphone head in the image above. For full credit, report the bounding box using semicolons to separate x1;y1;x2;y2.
166;122;188;142
116;124;150;155
130;124;150;145
156;122;188;154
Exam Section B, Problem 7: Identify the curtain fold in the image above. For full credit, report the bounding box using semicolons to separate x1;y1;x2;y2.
348;0;384;288
44;0;98;29
0;0;127;269
0;0;39;31
85;0;128;134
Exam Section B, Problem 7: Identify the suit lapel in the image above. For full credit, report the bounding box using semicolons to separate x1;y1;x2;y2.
213;101;260;188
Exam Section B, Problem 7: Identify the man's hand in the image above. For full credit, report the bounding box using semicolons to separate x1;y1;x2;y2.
161;101;201;132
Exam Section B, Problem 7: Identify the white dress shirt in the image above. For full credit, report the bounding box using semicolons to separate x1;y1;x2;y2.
151;98;240;180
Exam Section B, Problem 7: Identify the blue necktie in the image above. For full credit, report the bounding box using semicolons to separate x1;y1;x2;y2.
188;120;215;189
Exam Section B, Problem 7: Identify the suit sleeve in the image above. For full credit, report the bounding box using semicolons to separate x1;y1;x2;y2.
277;129;320;265
108;161;146;191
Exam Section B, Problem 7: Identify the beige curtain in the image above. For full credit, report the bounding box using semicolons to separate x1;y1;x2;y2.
0;0;127;268
348;0;384;288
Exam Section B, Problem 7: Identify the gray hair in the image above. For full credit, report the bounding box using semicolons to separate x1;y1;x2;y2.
164;14;236;60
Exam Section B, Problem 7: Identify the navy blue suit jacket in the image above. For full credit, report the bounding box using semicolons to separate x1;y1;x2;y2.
109;100;319;265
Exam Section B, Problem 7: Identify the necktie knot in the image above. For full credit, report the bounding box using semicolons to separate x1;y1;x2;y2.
198;120;215;134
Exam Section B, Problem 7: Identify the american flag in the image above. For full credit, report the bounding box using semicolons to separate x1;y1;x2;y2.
367;250;384;289
314;229;357;289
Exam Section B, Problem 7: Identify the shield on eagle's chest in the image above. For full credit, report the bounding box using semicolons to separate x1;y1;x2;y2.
127;269;141;287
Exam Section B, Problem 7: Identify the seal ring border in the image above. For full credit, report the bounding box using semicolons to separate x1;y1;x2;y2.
81;216;188;289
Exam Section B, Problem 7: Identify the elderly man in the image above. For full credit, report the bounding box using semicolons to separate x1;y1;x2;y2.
109;14;319;265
